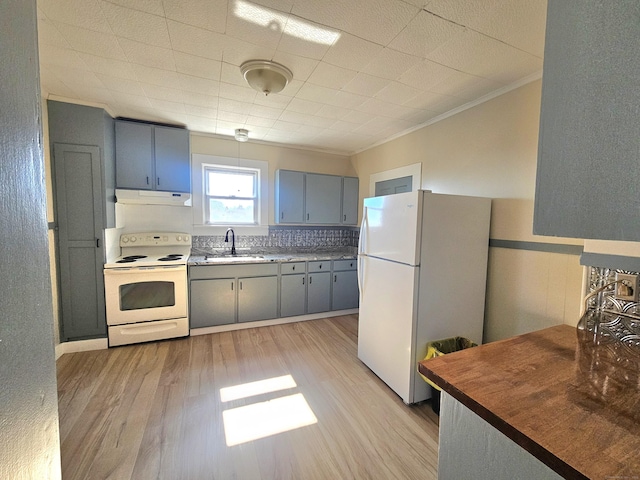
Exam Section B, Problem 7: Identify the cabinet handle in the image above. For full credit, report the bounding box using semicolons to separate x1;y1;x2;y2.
240;281;243;290
344;214;346;221
281;212;284;219
334;275;337;282
231;282;233;291
302;278;305;285
292;265;295;271
96;238;100;248
157;177;160;186
307;213;309;221
309;276;312;284
319;264;322;269
146;176;149;185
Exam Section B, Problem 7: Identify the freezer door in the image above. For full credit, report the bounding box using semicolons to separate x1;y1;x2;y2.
360;190;422;266
357;254;419;404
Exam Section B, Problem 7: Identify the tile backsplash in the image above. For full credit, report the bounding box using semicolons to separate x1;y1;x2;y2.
192;226;359;253
585;266;640;316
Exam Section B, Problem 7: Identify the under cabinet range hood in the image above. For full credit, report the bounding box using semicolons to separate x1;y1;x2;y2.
116;189;192;206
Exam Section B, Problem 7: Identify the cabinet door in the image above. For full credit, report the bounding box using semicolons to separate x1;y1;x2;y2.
238;276;278;322
534;1;640;241
342;176;359;225
115;120;153;190
276;170;304;223
332;270;359;310
53;144;106;339
307;272;331;314
305;173;342;224
154;126;190;192
281;274;306;317
190;278;236;328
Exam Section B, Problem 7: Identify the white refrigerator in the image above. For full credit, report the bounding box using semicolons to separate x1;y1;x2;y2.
357;190;491;404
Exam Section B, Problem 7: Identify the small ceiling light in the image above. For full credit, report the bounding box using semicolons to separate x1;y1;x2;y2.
240;60;293;96
234;128;249;142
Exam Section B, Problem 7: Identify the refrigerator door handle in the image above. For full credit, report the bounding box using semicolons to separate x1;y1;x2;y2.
358;206;367;255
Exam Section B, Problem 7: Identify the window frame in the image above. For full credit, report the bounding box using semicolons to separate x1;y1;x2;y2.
203;165;259;225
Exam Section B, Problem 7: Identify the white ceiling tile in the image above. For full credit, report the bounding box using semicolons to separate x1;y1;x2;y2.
427;30;542;82
246;0;295;14
167;20;226;60
307;63;357;90
220;62;246;87
219;98;251;114
131;64;183;89
182;91;219;108
118;38;176;70
374;82;422;105
96;74;145;95
110;92;153;108
219;82;257;102
322;33;384;71
77;53;138;80
54;68;107;91
149;98;185;114
327;120;360;132
184;104;217;118
356;97;397;116
174;53;222;80
246;115;277;128
186;119;216;133
54;22;128;60
275;79;303;97
342;73;389;97
219;36;276;66
179;74;221;96
409;90;468;113
316;104;351;120
271;52;319;81
38;43;88;70
424;0;501;27
140;83;184;102
291;0;419;45
99;1;172;49
389;10;463;58
296;83;338;104
217;110;249;124
361;48;423;80
342;109;375;124
38;0;112;33
37;11;69;48
163;0;227;33
104;0;166;16
271;120;302;132
253;92;293;109
276;16;337;60
397;59;460;92
285;98;323;115
249;103;283;119
153;111;188;125
325;90;368;109
297;125;325;135
226;1;287;49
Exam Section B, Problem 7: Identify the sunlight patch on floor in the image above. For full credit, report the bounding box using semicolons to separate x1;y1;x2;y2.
220;374;297;402
222;393;318;446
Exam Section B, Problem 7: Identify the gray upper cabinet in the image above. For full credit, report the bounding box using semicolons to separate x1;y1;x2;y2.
341;177;359;225
47;100;115;340
115;120;190;193
275;170;305;223
306;173;342;224
534;1;640;241
275;169;358;225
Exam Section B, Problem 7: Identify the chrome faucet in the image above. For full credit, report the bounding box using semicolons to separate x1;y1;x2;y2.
224;228;236;255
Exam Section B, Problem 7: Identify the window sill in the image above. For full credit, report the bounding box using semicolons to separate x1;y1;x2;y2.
192;225;269;237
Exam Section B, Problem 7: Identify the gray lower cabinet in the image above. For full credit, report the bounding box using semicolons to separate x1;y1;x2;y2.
189;264;278;328
281;274;306;317
238;276;278;322
332;259;359;310
307;261;331;314
190;278;235;328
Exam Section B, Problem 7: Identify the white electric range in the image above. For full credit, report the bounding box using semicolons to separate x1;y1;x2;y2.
104;232;191;347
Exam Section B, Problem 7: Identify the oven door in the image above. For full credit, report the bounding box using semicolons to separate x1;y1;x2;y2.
104;265;187;325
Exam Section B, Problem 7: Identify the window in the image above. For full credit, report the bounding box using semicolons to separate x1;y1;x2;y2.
204;165;259;225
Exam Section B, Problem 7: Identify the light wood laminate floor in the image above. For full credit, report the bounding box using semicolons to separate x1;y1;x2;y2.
57;315;440;479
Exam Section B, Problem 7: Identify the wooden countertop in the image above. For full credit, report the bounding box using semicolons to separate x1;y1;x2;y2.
418;324;640;479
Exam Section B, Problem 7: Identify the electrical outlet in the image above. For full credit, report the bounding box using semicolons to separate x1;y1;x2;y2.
614;273;639;302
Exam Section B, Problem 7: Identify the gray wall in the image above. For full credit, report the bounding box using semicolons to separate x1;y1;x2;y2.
0;0;61;477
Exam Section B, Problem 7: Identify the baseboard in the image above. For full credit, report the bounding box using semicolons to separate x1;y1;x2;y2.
55;338;108;359
190;309;359;336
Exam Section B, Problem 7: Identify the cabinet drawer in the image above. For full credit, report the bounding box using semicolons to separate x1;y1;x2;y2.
308;260;329;273
281;262;306;275
189;263;278;280
333;259;356;271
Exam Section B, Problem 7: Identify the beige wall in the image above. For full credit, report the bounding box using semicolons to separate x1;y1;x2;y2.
191;134;355;225
351;80;584;342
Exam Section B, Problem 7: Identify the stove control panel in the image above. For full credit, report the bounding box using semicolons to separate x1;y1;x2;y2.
120;232;191;247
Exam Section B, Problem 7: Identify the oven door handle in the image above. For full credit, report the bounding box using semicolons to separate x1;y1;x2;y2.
104;265;186;274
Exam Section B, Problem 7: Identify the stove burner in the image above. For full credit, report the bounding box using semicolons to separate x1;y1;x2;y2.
165;254;183;258
123;255;147;260
158;255;183;261
116;258;137;263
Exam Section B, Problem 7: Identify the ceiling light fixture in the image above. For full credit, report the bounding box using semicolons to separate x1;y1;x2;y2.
234;128;249;142
240;60;293;96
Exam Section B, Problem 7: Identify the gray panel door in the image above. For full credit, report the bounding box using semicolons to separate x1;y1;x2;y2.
190;278;236;328
238;276;278;322
281;274;306;317
154;126;190;192
53;143;106;339
332;270;359;310
306;173;342;224
342;176;359;225
115;120;153;190
276;170;304;223
375;176;412;196
307;272;331;313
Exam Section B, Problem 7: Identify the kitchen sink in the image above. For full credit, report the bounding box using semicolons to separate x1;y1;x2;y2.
203;255;268;263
